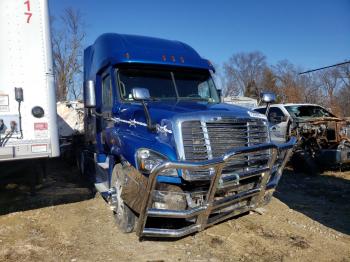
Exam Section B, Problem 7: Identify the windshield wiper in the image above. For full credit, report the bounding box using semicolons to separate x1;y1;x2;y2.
170;72;180;101
178;97;209;102
149;97;161;101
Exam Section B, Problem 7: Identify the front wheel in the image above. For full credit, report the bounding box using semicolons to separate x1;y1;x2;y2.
110;164;136;233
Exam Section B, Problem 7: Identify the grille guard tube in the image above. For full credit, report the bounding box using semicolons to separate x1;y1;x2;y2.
136;137;296;238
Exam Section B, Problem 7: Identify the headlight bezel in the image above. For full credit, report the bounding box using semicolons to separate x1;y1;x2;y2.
135;148;178;177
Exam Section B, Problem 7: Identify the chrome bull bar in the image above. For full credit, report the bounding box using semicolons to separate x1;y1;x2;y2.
136;137;296;238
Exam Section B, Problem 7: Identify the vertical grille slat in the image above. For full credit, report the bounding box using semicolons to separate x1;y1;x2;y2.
181;121;207;161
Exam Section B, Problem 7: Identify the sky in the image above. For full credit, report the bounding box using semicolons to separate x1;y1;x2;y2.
49;0;350;72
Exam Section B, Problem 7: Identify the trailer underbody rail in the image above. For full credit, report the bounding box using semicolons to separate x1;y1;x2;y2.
136;137;296;238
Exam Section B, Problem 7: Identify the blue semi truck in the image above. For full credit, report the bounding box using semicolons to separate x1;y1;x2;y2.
80;33;295;238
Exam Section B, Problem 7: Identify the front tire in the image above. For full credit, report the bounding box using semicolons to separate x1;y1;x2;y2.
110;164;136;233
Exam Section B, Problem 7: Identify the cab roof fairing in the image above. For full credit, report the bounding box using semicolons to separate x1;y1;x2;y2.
84;33;215;81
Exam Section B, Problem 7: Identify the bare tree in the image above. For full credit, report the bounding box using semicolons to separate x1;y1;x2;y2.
222;51;267;98
336;87;350;116
339;63;350;89
51;8;85;101
299;73;323;104
318;68;340;113
335;63;350;116
272;60;321;104
220;52;349;116
261;67;278;93
272;60;300;103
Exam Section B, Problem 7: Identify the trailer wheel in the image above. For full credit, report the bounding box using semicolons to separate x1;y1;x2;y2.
110;165;136;233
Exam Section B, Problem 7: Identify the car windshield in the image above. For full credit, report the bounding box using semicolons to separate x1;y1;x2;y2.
285;105;335;118
117;68;220;103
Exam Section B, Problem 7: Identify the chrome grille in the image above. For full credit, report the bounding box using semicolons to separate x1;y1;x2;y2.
181;118;270;175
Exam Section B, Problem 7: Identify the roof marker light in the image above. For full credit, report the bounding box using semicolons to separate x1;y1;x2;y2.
180;56;185;63
124;52;130;59
170;55;176;62
162;55;166;61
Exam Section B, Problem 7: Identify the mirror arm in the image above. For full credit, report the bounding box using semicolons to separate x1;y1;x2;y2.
92;110;104;118
141;100;156;132
265;103;271;117
86;107;103;118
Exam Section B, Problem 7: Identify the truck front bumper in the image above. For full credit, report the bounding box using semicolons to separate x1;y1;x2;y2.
136;137;296;238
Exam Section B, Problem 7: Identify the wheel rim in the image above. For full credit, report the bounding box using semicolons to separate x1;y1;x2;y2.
110;176;125;223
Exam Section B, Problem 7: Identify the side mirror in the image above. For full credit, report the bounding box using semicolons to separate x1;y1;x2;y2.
260;92;276;104
260;92;276;117
131;87;155;131
132;87;150;101
84;80;96;108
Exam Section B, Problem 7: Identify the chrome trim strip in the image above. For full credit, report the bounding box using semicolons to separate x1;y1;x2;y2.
213;188;261;209
147;205;208;218
111;117;172;134
142;225;201;238
201;121;212;159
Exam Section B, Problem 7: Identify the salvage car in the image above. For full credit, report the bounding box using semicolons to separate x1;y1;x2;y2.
254;103;350;174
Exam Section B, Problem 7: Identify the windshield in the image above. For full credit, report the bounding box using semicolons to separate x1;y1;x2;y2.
117;68;220;103
285;105;335;118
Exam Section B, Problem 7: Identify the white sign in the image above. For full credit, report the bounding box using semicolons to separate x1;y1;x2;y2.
34;122;49;138
0;95;9;112
31;144;47;153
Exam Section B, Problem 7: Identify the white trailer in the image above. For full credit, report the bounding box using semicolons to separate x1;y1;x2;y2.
0;0;59;162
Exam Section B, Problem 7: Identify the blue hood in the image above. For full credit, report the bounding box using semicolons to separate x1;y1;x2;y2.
108;100;266;184
117;100;255;125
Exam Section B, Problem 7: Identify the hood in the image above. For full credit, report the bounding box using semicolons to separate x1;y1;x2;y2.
117;100;261;125
109;100;268;178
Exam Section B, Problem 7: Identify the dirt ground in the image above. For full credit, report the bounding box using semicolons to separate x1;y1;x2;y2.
0;159;349;262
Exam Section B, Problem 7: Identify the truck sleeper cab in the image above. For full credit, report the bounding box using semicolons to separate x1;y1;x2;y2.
81;33;295;238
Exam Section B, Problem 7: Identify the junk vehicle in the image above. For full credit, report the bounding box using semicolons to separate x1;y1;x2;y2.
80;33;295;238
254;103;350;174
0;0;59;167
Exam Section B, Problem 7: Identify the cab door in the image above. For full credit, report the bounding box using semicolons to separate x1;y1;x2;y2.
267;107;288;143
94;69;115;155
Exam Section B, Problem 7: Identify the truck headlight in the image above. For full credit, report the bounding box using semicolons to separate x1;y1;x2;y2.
136;149;178;177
